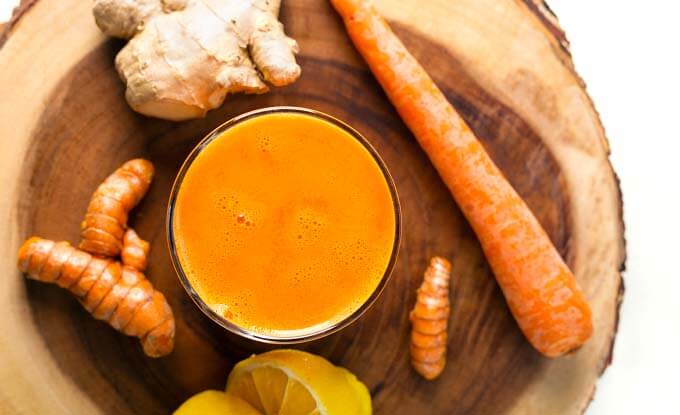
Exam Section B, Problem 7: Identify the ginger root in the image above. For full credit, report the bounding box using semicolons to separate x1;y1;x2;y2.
93;0;301;121
17;159;175;357
409;256;452;380
80;159;154;257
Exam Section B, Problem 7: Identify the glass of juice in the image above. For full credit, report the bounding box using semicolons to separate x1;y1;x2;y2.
167;106;401;343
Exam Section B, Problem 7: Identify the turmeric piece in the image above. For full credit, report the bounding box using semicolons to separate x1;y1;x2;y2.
121;228;150;271
18;237;174;357
409;257;451;380
80;159;154;257
18;158;174;357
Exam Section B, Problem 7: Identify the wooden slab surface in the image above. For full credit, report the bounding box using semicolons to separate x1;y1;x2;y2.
0;0;624;414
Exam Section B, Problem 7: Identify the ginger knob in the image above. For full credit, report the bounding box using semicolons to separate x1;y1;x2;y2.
92;0;301;121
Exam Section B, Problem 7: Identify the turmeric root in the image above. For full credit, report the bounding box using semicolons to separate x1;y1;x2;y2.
18;237;174;357
409;257;451;380
92;0;301;121
18;158;174;357
80;159;154;257
122;228;150;271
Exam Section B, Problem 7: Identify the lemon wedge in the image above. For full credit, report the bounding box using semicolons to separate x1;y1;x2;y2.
226;349;372;415
173;390;261;415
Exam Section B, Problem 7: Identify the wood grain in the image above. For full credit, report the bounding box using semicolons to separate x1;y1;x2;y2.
0;0;624;414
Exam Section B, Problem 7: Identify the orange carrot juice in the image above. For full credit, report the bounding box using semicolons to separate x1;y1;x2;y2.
169;108;399;340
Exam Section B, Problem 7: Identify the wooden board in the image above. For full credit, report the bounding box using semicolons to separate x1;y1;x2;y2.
0;0;625;414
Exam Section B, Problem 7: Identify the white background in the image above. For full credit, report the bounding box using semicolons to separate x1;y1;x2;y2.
1;0;679;413
548;2;680;414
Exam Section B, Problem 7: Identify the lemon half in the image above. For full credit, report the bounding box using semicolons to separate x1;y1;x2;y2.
226;349;372;415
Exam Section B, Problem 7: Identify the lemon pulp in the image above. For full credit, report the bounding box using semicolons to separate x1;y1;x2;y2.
226;349;372;415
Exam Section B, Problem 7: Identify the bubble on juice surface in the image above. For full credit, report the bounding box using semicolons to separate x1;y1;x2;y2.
234;208;257;227
216;194;241;212
292;208;327;247
258;135;273;153
211;304;233;320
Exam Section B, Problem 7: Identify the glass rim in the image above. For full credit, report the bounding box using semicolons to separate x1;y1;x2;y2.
166;106;402;344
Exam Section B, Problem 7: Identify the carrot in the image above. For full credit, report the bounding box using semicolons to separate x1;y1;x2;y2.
330;0;593;357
